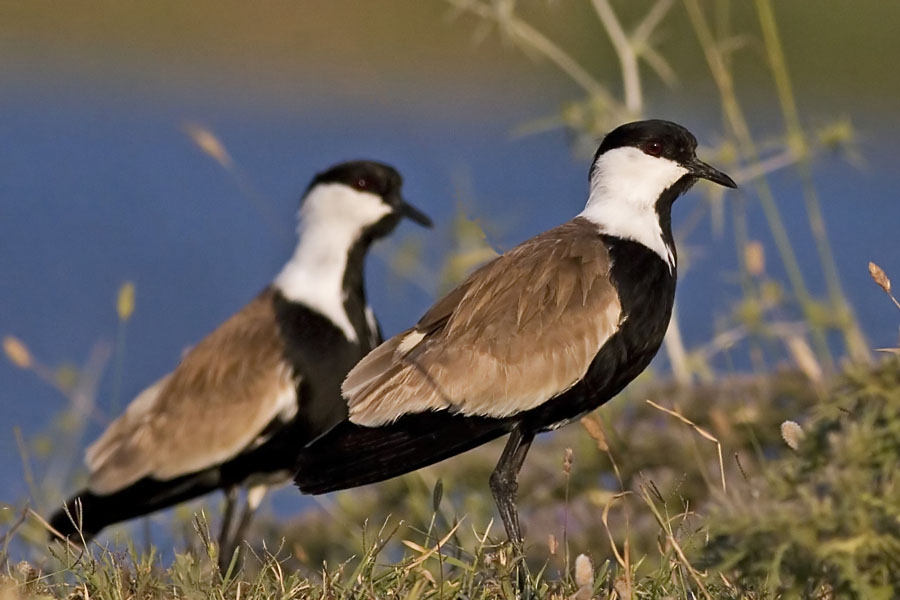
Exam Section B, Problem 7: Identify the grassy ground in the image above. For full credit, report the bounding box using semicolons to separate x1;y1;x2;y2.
3;356;900;598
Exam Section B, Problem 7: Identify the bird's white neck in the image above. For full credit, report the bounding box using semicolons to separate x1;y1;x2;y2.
274;184;392;342
578;146;687;271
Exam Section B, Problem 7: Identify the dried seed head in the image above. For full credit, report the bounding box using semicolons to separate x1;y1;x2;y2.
183;122;232;168
869;262;891;294
574;553;593;588
16;560;40;583
815;582;835;600
781;420;805;451
745;241;765;276
563;448;573;475
117;282;136;322
580;415;609;451
3;336;32;369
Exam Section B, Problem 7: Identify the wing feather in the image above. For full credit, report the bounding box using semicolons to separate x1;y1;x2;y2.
86;288;295;495
347;219;622;426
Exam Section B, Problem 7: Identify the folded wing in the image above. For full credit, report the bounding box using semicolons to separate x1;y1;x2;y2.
345;218;622;426
85;288;297;495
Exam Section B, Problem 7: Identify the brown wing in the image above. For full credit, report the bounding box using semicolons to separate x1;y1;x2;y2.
345;218;622;426
85;288;296;495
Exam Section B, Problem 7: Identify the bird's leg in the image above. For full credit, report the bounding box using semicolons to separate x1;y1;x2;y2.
489;426;535;546
217;486;239;570
489;425;535;590
230;485;268;558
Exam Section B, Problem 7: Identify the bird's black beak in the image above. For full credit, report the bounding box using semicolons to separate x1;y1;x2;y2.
689;159;738;189
397;199;433;228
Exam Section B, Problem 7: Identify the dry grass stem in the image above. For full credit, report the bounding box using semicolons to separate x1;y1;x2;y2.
401;518;463;569
784;334;823;382
645;400;727;493
444;0;615;106
601;492;632;597
590;0;641;114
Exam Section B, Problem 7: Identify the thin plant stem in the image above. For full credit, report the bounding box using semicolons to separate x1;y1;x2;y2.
633;0;678;86
633;0;675;49
445;0;618;107
110;318;128;411
732;196;768;375
683;0;834;368
664;303;692;385
14;427;42;512
755;0;870;364
591;0;642;114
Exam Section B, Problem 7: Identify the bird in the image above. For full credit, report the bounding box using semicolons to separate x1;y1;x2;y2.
48;160;432;562
294;120;737;552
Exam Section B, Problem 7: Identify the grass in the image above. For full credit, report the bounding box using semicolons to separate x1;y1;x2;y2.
702;362;900;598
6;355;899;598
4;0;899;598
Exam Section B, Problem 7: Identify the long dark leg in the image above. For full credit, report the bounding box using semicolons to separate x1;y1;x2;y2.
230;485;267;559
218;487;239;570
489;425;535;547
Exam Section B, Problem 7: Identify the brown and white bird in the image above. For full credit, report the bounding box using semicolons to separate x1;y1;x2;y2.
49;160;432;558
294;120;737;549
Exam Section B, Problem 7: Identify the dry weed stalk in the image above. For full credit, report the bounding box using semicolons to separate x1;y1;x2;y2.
645;400;727;493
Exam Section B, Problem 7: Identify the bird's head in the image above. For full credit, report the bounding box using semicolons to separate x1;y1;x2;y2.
581;119;737;268
299;160;432;242
590;119;737;193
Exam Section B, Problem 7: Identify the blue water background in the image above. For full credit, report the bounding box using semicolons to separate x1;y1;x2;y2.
2;12;899;544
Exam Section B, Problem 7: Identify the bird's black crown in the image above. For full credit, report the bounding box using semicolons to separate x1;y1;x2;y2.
591;119;736;191
303;160;433;229
307;160;403;199
594;119;699;168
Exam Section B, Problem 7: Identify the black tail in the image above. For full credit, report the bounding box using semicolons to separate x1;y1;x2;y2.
294;411;512;494
48;470;223;541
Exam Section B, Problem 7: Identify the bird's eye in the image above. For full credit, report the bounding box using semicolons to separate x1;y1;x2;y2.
354;178;369;190
644;141;664;157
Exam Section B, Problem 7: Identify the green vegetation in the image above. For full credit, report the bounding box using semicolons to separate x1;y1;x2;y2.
4;358;900;598
704;360;900;598
4;1;899;598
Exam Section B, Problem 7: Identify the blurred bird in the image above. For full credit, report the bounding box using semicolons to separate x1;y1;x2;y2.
49;160;432;564
294;120;737;552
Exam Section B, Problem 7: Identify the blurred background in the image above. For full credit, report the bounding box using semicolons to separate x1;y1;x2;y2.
2;0;899;569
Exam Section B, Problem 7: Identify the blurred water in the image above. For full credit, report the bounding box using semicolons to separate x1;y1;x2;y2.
2;45;899;550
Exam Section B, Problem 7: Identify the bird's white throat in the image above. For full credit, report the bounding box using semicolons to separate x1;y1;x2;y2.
578;146;687;270
274;183;392;342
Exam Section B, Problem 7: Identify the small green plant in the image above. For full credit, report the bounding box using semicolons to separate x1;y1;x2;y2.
696;265;900;597
701;359;900;598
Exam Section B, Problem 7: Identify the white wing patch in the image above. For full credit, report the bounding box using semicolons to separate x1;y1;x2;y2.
397;330;425;355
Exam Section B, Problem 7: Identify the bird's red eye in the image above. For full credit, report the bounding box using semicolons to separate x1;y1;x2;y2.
644;141;663;157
